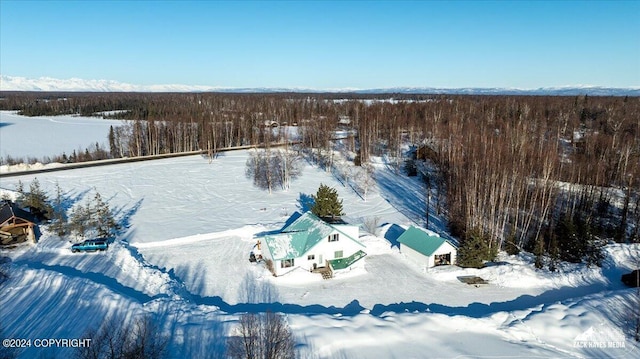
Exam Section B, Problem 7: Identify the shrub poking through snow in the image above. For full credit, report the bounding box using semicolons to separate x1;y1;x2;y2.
363;216;380;236
265;259;276;277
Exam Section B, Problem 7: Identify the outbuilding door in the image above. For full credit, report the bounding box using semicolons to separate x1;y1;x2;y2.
434;253;451;266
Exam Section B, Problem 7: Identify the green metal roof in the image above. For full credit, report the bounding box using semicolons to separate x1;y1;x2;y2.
397;226;452;256
263;212;364;260
329;250;367;270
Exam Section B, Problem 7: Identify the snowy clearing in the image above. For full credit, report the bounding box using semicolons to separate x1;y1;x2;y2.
0;114;638;358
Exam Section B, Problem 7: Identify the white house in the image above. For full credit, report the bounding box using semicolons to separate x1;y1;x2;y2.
261;212;366;277
397;226;457;269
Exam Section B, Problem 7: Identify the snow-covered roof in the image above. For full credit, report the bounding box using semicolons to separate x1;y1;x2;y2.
0;200;37;225
263;212;364;260
397;226;456;257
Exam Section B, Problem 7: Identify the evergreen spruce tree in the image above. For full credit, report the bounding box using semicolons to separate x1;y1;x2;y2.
457;229;494;268
15;180;25;207
553;213;603;266
69;191;119;240
26;178;52;219
70;203;91;239
49;181;68;237
311;184;344;220
24;178;42;209
15;178;52;220
585;240;605;267
92;192;118;239
548;235;560;272
575;215;604;267
555;214;583;263
504;229;520;255
534;235;545;269
108;125;118;158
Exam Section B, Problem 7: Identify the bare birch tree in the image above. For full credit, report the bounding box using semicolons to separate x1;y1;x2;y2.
226;311;296;359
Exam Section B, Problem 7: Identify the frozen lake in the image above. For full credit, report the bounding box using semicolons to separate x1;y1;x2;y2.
0;110;124;161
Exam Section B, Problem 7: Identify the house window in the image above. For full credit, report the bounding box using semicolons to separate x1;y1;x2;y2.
307;254;315;260
334;250;343;259
281;259;295;268
328;234;339;242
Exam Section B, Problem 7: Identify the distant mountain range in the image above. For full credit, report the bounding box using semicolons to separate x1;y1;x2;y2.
1;75;638;96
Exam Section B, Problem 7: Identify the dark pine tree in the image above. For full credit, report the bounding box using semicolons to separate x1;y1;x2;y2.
555;214;583;263
311;183;344;221
457;229;495;268
108;125;119;158
24;178;52;221
49;181;68;237
534;234;545;269
548;234;560;272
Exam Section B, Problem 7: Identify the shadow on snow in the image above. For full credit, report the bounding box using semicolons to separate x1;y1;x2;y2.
23;235;618;322
16;261;157;303
383;223;405;250
368;282;609;318
375;165;454;243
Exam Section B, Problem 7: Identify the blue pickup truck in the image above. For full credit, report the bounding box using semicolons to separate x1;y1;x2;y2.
71;239;108;253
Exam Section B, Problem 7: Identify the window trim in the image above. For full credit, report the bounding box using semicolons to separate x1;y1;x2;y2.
281;258;295;268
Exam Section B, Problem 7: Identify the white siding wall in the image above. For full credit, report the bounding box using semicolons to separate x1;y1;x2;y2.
400;244;430;269
274;260;297;276
267;226;364;276
303;229;363;270
401;242;458;269
332;224;359;242
432;242;457;265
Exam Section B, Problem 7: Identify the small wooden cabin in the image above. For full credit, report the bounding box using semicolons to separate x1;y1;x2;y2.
0;201;37;245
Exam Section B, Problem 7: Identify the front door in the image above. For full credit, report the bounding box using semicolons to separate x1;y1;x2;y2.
319;254;323;266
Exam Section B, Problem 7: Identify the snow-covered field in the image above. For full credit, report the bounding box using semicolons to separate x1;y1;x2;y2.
0;110;123;161
0;113;639;358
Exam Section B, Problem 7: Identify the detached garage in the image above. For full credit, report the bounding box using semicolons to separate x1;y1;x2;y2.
397;226;457;269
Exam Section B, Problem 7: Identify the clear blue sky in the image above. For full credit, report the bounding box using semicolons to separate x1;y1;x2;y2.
1;0;638;89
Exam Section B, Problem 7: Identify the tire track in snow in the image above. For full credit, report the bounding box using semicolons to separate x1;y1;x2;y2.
132;228;254;249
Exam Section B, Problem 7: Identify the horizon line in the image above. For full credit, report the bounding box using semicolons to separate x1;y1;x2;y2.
1;75;639;94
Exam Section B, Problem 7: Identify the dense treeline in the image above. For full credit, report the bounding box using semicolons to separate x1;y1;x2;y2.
1;92;638;259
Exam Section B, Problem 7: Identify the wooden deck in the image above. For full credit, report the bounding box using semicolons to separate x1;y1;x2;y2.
312;262;333;279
